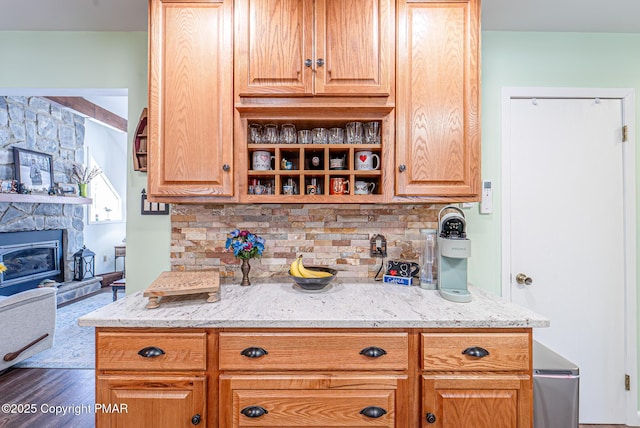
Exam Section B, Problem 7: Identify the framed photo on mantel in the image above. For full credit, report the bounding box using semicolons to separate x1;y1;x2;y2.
13;147;54;193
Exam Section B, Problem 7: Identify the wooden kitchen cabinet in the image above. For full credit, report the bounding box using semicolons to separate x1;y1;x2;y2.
147;0;235;201
218;331;411;427
395;0;481;200
420;330;533;427
93;328;533;427
95;329;211;427
96;375;206;427
234;0;393;97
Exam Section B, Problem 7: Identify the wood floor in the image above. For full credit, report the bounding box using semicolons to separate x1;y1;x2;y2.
0;368;94;427
0;367;631;427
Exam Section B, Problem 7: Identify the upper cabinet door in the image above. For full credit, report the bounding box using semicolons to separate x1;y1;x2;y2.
395;0;480;198
148;0;234;199
235;0;392;97
235;0;313;96
314;0;392;96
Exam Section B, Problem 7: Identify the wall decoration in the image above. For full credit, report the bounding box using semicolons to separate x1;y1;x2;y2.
140;189;169;215
12;147;54;193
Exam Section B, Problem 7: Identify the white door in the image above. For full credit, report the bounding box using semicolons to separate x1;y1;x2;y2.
504;94;632;423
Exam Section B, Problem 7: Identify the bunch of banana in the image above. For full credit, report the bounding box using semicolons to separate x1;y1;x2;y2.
289;255;333;278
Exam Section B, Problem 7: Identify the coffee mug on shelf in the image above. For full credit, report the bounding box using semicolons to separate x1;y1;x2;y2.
354;180;375;195
252;150;275;170
329;155;346;170
354;150;380;170
329;177;349;195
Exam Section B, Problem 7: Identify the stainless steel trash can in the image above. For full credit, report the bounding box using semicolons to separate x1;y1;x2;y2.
533;340;580;428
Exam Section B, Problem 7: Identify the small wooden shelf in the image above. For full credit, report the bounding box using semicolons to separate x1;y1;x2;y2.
133;108;148;172
0;194;92;204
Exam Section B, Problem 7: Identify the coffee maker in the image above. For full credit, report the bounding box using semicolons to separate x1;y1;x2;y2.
437;205;471;303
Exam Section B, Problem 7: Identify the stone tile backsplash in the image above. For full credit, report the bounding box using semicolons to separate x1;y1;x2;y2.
171;203;443;281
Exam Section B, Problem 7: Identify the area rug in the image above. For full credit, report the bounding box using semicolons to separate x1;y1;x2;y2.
14;291;113;369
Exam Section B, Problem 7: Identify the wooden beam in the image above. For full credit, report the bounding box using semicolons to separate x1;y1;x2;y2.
45;96;128;133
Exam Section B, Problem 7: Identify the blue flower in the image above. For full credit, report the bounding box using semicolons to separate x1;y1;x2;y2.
225;229;265;260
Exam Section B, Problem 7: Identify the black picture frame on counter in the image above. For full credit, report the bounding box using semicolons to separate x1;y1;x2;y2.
13;147;54;193
140;189;169;215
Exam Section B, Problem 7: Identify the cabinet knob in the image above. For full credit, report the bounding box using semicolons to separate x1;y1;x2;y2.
426;412;437;424
137;346;165;358
241;406;268;418
359;346;387;358
241;346;269;358
223;164;230;172
304;59;313;68
360;406;387;418
316;58;325;67
191;414;201;425
462;346;490;358
398;164;406;172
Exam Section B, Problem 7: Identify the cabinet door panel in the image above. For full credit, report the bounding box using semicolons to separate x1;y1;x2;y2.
315;0;392;96
96;375;206;427
149;0;234;198
422;375;532;428
396;0;479;198
236;0;313;95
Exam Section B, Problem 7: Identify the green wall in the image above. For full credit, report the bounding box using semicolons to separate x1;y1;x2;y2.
0;31;170;293
468;31;640;295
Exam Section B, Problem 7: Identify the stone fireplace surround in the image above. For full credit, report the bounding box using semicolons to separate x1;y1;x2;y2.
0;96;101;304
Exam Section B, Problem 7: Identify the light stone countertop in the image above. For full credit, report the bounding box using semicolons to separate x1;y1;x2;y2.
78;280;549;329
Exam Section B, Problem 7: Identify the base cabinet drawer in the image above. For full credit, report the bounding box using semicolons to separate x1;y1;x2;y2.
220;374;404;427
219;332;408;371
421;332;530;372
96;331;207;371
422;374;532;428
96;374;206;427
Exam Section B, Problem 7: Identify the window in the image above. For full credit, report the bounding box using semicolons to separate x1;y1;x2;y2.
88;157;123;223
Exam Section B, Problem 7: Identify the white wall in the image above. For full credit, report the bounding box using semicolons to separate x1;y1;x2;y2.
83;118;127;275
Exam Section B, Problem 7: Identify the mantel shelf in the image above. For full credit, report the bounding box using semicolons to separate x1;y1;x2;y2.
0;193;92;205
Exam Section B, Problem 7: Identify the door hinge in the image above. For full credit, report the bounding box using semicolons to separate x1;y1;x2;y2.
622;125;628;142
625;374;631;391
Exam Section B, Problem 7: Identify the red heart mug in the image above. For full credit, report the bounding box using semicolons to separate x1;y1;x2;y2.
354;150;380;170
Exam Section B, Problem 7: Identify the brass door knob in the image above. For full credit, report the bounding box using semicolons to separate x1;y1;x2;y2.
515;273;533;285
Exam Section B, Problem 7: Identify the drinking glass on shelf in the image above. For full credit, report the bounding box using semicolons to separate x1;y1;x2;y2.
364;122;380;144
263;124;278;144
280;124;297;144
312;128;328;144
328;127;344;144
345;122;364;144
298;129;312;144
248;124;262;144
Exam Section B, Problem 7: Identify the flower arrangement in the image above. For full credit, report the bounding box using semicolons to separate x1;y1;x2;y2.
225;229;265;260
71;163;102;184
0;262;6;273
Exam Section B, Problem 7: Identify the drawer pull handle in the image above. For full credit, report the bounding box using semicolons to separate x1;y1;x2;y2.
360;346;387;358
462;346;490;358
241;406;268;418
360;406;387;418
241;347;269;358
137;346;166;358
191;413;201;425
426;412;437;424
